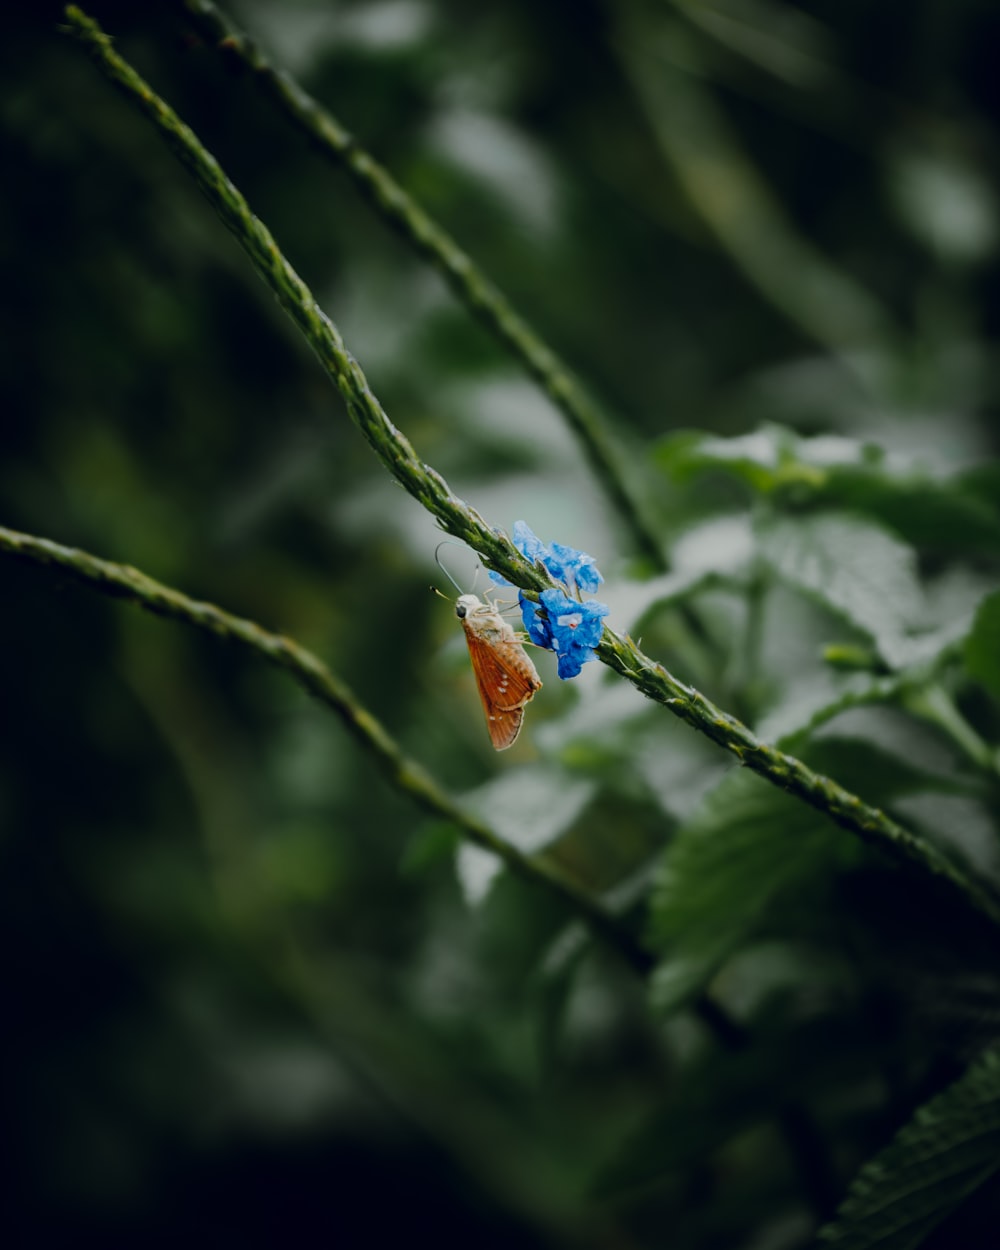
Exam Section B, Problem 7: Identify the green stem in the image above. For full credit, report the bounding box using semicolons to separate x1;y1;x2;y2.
0;523;651;972
61;6;539;593
596;628;1000;927
178;0;664;571
58;7;1000;931
775;649;959;750
903;684;1000;776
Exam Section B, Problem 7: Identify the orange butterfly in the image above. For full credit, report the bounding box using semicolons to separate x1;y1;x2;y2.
455;593;542;750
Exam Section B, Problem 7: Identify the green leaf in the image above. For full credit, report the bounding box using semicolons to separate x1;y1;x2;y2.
657;424;807;493
655;425;1000;552
647;769;835;1013
965;590;1000;705
820;1047;1000;1249
456;766;597;905
613;514;754;631
755;512;924;669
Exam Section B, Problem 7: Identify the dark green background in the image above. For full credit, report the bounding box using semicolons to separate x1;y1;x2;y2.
3;2;1000;1246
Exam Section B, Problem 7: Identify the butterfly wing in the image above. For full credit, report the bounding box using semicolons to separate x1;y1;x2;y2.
463;621;542;750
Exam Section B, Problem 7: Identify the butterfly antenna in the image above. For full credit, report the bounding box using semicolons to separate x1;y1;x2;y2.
434;541;466;595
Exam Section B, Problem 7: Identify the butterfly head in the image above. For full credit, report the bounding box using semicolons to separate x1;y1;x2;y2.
455;593;484;620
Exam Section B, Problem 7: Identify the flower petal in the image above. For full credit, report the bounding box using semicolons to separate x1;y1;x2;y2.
547;540;604;592
513;520;549;566
519;594;553;648
556;647;590;679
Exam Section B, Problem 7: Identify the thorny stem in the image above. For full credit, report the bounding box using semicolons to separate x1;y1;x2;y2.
61;6;538;592
178;0;665;571
0;523;652;973
595;629;1000;926
59;7;1000;931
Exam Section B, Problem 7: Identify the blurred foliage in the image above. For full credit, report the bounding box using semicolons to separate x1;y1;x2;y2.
3;1;1000;1247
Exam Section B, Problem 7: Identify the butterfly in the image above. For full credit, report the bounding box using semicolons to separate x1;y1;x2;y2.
455;593;542;750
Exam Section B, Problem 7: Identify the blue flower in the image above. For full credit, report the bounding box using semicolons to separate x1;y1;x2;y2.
519;593;554;648
538;588;609;679
490;522;604;592
488;520;550;587
513;520;549;566
545;541;604;594
486;522;609;678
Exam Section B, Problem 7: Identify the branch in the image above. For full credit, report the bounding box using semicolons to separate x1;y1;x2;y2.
59;7;1000;931
61;6;539;590
177;0;664;570
0;523;652;972
596;629;1000;925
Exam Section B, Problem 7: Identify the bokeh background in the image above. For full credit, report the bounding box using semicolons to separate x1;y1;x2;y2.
3;1;1000;1246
